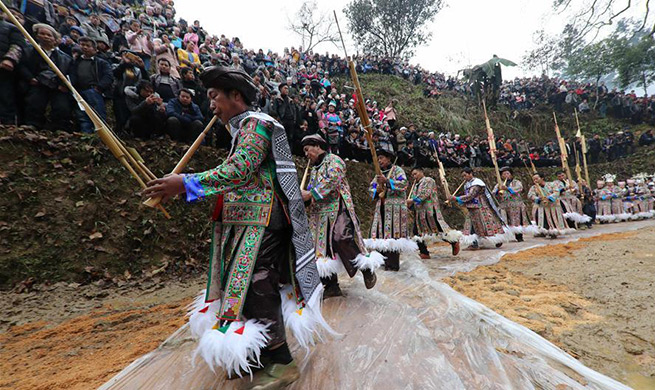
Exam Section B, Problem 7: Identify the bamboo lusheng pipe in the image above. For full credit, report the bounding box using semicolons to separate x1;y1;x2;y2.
300;160;311;190
451;180;466;197
333;10;382;181
143;115;218;209
482;100;503;189
378;157;398;200
0;2;169;218
407;180;417;201
552;112;575;188
574;109;591;186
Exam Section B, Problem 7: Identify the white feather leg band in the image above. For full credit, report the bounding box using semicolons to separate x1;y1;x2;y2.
280;285;340;351
196;319;270;378
596;215;616;222
563;212;592;224
315;256;346;278
353;251;385;272
187;290;222;340
441;229;462;244
363;237;419;253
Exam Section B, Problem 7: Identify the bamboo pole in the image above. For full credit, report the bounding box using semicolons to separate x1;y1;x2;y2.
300;160;311;190
482;100;503;188
552;112;574;187
143;116;218;209
0;2;169;218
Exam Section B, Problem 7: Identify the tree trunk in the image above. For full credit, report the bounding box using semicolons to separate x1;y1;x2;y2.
593;76;600;109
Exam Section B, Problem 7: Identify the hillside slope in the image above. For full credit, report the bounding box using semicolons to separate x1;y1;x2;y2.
2;124;655;288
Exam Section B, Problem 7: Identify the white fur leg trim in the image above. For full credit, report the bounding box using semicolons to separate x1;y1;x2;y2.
459;234;479;248
315;256;346;278
412;234;439;244
563;212;592;224
354;251;385;272
196;320;270;378
523;224;541;236
187;290;222;340
280;285;340;350
616;213;632;221
441;229;462;244
477;227;514;247
364;237;419;253
636;211;653;219
596;215;615;222
506;225;525;235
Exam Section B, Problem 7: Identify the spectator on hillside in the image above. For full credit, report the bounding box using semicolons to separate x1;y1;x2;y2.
19;23;73;131
125;80;166;139
126;19;153;70
70;36;113;133
177;40;201;72
153;33;179;78
81;14;108;43
112;20;129;53
271;82;298;147
639;130;654;146
578;99;591;113
150;58;181;103
0;13;25;124
113;50;148;132
165;88;203;143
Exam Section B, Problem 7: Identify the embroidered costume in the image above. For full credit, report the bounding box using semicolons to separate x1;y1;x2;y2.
184;108;333;377
555;178;591;225
365;160;417;270
492;178;537;238
527;181;571;236
594;179;615;223
304;146;383;293
408;175;461;255
456;177;511;248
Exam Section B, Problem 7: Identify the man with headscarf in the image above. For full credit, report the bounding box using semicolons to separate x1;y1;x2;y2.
492;167;536;241
301;134;383;298
143;66;332;388
451;168;510;249
406;167;461;257
365;149;417;271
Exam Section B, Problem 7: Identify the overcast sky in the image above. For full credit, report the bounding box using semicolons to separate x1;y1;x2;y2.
174;0;644;80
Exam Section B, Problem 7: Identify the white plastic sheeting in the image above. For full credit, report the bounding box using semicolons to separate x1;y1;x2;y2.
100;222;655;390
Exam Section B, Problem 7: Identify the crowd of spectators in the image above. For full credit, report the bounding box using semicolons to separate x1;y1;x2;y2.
0;0;652;169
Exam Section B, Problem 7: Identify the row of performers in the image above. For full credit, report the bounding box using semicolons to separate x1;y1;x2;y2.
301;134;655;298
594;173;655;222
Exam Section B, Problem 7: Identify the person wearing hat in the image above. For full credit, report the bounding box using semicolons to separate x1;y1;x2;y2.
324;100;341;154
407;167;462;257
527;172;571;238
606;176;630;221
0;11;25;124
143;66;331;388
452;168;511;249
301;134;383;297
20;23;73;130
492;167;537;242
364;148;417;271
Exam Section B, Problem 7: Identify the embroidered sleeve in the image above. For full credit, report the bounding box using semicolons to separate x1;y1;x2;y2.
512;180;523;194
527;186;537;201
388;166;408;193
183;118;271;202
458;185;482;203
369;177;378;199
309;156;343;201
414;179;433;202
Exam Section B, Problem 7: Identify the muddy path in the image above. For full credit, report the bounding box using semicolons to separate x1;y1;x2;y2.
446;228;655;389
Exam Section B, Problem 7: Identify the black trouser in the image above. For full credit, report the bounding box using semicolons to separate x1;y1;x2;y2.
24;85;72;130
242;203;292;348
0;69;17;124
166;117;203;143
127;112;166;139
413;224;430;256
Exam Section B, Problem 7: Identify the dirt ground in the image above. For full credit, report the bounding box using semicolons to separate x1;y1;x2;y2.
445;227;655;389
0;277;204;390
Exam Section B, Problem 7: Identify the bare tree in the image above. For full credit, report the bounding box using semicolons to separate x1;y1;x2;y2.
553;0;654;45
288;1;340;53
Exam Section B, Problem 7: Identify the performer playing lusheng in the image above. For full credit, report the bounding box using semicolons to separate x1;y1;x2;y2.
142;66;333;389
406;167;461;257
452;167;511;249
594;178;615;223
364;149;417;271
301;134;384;298
527;172;572;238
492;167;537;242
554;170;591;226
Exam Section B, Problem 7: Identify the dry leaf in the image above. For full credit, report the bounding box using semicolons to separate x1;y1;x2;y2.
75;201;85;207
89;232;103;240
34;211;46;218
